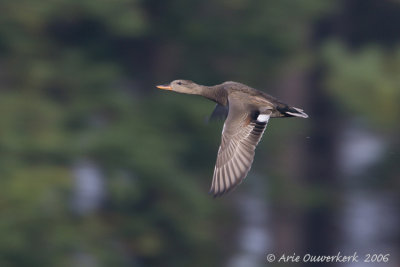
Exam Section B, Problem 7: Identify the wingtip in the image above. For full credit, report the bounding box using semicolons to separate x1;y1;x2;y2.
208;188;218;198
209;188;226;198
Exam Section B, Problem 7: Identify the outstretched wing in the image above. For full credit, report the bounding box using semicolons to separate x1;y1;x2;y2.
208;103;229;122
210;96;270;197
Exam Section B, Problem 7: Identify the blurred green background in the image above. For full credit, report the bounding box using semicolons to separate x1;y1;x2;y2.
0;0;399;266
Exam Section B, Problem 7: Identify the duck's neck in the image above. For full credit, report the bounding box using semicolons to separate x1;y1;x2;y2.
196;85;227;105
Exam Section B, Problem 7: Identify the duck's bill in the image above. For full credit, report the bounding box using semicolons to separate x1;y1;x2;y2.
156;84;172;90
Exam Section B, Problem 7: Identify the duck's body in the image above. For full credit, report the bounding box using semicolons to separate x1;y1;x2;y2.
157;80;308;197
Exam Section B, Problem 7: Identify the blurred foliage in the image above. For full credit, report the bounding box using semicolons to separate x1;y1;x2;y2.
322;41;400;130
0;0;399;266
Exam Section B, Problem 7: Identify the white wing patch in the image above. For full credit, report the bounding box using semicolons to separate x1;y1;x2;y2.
257;114;270;123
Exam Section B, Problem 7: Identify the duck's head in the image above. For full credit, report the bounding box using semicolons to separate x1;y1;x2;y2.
157;80;201;95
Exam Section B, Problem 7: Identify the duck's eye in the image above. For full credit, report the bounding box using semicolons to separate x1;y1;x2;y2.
177;81;182;85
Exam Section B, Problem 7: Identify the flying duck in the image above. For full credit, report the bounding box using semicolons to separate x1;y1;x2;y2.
157;80;308;197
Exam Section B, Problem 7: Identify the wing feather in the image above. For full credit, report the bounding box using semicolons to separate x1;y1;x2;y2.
210;96;271;197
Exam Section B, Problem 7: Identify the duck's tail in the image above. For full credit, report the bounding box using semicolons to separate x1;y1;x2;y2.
277;106;309;118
